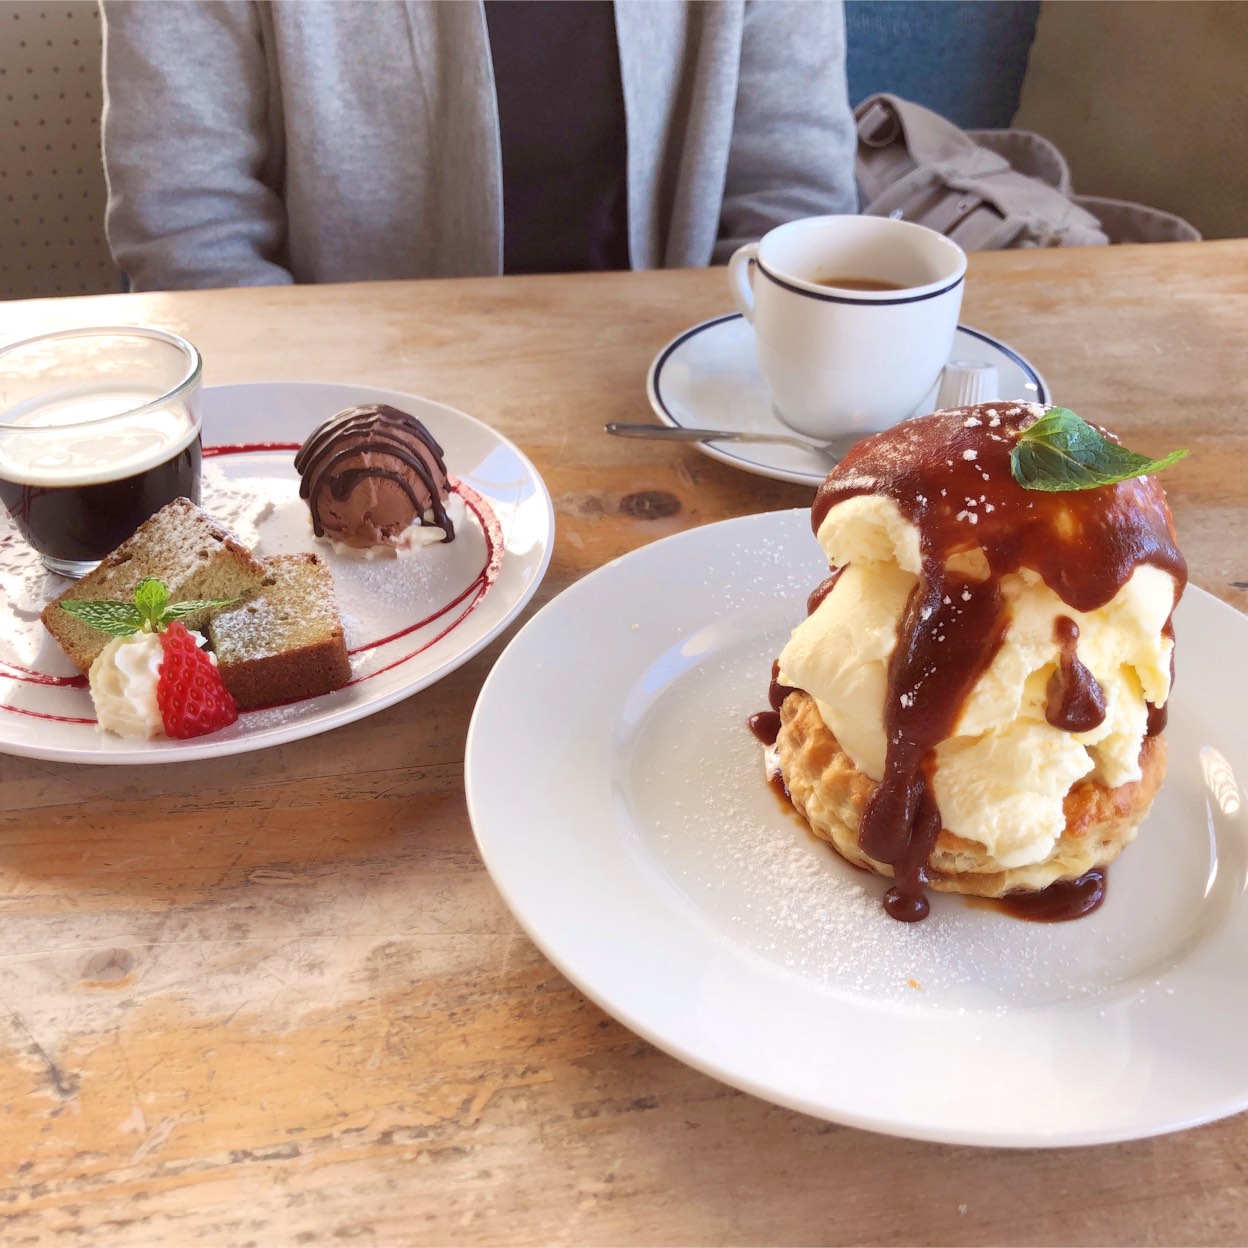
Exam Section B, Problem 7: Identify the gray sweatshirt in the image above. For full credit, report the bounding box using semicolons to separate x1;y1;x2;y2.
101;0;857;290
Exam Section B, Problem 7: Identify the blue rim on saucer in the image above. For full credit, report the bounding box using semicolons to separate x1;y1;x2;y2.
646;312;1048;488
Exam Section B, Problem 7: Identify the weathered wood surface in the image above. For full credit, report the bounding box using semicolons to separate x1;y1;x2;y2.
1;244;1246;1246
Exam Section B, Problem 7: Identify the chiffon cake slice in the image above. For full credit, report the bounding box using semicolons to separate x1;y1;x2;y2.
42;497;266;673
207;553;352;709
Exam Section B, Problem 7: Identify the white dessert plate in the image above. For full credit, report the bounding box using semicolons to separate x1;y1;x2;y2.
646;314;1048;487
0;381;554;764
466;509;1248;1147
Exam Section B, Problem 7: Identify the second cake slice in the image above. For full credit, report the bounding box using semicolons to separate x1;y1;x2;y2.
208;553;352;710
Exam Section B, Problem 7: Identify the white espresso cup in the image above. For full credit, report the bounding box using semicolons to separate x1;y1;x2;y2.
728;215;967;439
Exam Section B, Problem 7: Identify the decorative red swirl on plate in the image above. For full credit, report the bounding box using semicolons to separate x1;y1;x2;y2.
0;665;87;688
345;477;503;677
0;704;94;725
203;442;301;457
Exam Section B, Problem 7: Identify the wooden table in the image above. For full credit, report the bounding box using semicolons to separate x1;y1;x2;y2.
1;243;1246;1246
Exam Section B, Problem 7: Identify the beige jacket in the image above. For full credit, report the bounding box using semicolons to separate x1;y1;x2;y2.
101;0;857;290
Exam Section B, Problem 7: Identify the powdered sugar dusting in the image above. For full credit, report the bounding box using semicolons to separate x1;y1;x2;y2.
201;462;287;548
0;525;59;638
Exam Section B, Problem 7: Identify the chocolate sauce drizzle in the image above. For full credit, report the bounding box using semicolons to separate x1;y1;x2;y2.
802;403;1187;921
1046;616;1106;733
747;660;793;748
994;867;1106;922
1146;625;1175;737
294;403;454;543
806;569;842;616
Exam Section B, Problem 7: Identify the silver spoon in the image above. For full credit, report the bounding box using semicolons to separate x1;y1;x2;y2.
605;422;843;459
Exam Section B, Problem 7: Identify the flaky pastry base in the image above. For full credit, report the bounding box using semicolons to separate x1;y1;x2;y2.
775;690;1166;898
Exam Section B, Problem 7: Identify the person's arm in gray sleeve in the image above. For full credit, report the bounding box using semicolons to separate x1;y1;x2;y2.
101;0;293;291
714;0;859;261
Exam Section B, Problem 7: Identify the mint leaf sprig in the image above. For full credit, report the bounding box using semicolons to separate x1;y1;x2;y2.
60;577;239;637
1010;407;1188;492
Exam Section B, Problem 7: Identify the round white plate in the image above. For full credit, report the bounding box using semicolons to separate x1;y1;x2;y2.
466;509;1248;1147
0;381;554;764
647;314;1049;487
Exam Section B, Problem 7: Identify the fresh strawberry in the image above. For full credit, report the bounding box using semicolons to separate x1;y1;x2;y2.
156;621;238;739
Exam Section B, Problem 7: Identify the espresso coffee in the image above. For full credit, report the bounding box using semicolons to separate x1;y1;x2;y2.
812;276;908;292
0;384;202;575
0;438;201;565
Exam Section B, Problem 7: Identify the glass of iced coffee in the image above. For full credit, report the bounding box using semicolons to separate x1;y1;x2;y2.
0;326;203;578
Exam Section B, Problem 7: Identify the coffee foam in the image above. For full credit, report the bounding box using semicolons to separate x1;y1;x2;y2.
0;383;199;488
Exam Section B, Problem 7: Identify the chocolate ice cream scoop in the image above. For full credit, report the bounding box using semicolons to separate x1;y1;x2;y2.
295;404;455;551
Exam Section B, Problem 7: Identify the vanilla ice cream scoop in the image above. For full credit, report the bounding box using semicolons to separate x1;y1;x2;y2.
775;402;1186;919
295;404;455;552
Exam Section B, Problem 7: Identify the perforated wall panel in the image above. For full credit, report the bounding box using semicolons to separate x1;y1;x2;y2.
0;0;120;300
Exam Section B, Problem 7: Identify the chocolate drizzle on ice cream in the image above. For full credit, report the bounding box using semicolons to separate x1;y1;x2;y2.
772;402;1187;922
295;404;455;552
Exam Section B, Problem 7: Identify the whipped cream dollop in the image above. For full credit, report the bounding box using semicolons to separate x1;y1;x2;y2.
88;629;213;739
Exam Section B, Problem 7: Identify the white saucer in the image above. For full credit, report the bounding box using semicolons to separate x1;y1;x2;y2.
0;381;554;764
467;510;1248;1147
647;314;1049;487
